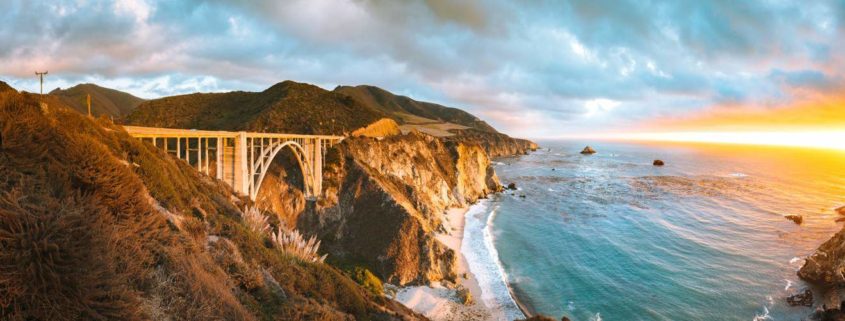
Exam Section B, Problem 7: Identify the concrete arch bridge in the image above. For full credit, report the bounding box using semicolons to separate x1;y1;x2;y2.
123;126;344;201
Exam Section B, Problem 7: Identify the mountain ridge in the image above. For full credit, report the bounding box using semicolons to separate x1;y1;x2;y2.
49;83;145;117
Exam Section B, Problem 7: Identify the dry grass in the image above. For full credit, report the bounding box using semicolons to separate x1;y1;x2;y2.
240;205;270;236
271;227;327;263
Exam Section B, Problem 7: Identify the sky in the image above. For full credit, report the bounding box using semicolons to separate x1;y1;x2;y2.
1;0;844;139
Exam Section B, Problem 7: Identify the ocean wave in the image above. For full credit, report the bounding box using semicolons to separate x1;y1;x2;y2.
462;201;526;320
752;306;772;321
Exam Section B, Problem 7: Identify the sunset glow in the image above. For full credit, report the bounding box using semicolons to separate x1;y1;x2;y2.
590;130;845;151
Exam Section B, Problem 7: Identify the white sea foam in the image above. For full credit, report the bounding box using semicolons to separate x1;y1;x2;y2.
784;279;793;291
789;257;804;265
590;312;603;321
567;301;575;311
494;161;506;166
462;200;526;320
728;172;749;178
548;188;556;192
752;306;772;321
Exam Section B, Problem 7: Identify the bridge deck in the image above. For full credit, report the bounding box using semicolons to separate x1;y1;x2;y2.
123;125;344;140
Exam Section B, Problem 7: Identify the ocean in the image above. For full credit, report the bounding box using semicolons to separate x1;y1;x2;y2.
461;140;845;321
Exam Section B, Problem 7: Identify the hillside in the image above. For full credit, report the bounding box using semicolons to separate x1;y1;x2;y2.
50;83;145;117
0;90;424;320
334;85;498;133
125;81;387;135
0;81;15;93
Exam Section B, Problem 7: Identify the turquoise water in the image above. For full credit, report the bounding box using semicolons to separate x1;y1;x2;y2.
473;140;845;321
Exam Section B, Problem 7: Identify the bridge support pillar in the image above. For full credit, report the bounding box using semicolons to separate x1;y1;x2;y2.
233;132;249;197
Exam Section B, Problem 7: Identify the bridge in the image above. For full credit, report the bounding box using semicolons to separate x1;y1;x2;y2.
123;126;344;201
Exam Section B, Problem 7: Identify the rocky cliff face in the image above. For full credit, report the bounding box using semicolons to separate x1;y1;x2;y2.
294;132;501;285
448;128;539;157
799;228;845;285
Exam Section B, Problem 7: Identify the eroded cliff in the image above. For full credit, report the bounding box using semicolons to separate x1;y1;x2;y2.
305;132;502;285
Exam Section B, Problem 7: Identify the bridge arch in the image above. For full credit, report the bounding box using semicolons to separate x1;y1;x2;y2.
250;140;314;201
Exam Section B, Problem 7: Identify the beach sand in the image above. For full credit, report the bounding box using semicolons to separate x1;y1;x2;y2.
394;206;511;321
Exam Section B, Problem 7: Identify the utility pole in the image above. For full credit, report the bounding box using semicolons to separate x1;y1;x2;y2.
86;94;92;117
35;71;48;97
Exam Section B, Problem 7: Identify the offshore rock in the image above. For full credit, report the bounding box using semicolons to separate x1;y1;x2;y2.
507;183;517;190
653;159;665;166
836;206;845;215
581;146;596;154
785;215;803;225
787;289;814;307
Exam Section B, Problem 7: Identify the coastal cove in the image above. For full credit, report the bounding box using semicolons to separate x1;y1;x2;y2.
484;140;845;320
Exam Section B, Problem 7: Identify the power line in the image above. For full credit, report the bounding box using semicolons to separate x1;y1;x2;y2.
35;71;48;97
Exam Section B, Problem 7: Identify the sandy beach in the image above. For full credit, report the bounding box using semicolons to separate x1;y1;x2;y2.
394;206;511;321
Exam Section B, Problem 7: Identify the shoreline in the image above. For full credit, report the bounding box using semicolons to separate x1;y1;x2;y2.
394;203;504;320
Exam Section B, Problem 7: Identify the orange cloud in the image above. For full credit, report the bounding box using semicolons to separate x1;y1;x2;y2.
642;96;845;132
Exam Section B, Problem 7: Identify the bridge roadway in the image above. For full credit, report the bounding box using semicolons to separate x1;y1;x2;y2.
123;126;344;201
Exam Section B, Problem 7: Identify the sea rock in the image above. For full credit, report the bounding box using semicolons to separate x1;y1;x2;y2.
653;159;665;166
836;206;845;215
787;289;814;307
455;286;473;305
507;183;517;190
580;146;596;154
562;317;572;321
785;215;804;225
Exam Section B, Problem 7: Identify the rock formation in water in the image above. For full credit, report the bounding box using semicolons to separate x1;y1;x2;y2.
581;146;596;154
785;215;803;225
653;159;665;166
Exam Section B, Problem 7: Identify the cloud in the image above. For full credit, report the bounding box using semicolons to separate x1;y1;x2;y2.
1;0;843;137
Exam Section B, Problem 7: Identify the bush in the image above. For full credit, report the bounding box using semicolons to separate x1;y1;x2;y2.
271;227;327;263
351;267;383;297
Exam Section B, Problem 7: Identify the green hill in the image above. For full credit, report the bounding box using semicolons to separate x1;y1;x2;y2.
49;83;145;117
125;81;387;135
334;85;498;133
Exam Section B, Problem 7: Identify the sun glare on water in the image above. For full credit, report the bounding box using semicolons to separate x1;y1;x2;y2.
598;130;845;151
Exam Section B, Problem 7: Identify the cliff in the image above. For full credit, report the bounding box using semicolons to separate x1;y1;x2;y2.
303;132;501;285
447;128;539;157
0;90;424;320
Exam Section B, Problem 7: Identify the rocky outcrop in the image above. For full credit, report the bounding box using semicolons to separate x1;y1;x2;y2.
446;128;538;157
300;132;501;285
581;146;596;154
787;289;814;306
800;227;845;285
653;159;665;166
785;215;803;225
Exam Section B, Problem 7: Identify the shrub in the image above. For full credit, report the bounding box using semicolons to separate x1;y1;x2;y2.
271;227;327;263
350;267;383;297
240;205;270;236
